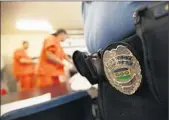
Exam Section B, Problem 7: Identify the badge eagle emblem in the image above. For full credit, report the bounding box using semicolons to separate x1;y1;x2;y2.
103;45;142;95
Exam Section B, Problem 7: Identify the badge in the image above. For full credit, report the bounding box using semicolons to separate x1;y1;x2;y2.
103;45;142;95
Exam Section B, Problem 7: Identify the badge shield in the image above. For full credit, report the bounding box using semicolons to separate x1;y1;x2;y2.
103;45;142;95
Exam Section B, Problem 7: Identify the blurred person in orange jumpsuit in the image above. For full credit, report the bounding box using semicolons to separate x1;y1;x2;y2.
13;41;35;92
36;29;72;88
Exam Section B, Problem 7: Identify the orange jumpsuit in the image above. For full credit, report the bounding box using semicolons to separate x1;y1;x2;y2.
36;35;67;88
13;48;35;91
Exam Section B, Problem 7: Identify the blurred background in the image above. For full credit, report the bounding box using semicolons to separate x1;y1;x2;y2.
1;2;87;93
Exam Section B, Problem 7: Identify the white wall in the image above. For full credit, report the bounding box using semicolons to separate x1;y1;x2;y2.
1;34;87;58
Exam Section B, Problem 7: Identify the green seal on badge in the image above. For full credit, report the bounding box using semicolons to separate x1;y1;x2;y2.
113;68;132;82
103;45;142;95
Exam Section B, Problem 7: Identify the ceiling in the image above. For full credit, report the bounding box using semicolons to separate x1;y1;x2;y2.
1;2;83;35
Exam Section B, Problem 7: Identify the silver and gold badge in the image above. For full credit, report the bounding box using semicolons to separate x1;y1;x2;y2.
103;45;142;95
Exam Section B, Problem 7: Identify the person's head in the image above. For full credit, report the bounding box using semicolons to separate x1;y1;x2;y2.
52;29;68;42
22;41;29;50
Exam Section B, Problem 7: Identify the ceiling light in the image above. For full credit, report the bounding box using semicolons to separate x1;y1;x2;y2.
16;19;52;31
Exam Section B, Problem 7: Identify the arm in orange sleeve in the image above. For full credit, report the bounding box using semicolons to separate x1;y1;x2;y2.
46;48;64;65
14;50;33;64
44;36;56;50
44;38;64;65
61;48;73;64
20;58;33;64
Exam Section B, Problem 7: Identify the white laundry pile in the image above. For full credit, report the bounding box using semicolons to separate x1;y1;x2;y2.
69;73;98;91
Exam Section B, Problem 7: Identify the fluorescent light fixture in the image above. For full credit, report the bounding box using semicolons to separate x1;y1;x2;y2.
16;19;52;31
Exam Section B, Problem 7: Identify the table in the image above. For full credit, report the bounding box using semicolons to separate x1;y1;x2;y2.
1;83;98;120
1;83;71;105
1;83;97;105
